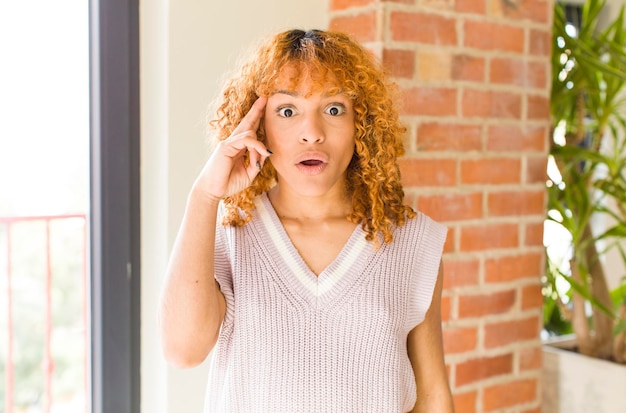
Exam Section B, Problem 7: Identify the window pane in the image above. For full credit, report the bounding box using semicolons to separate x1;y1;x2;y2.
0;1;90;412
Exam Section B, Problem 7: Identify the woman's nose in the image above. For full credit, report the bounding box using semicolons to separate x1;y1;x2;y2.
299;135;324;143
298;114;325;143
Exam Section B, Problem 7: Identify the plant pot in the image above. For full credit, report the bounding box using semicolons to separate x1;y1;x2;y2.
542;335;626;413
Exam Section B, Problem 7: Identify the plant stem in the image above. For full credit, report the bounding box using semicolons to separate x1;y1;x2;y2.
614;303;626;363
583;224;614;359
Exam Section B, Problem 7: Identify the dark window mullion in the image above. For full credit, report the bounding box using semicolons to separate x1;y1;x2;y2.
89;0;140;412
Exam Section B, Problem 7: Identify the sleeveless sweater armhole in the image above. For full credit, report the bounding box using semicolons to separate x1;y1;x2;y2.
407;213;448;329
214;202;235;325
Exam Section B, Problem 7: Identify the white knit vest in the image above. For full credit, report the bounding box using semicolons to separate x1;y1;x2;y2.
204;193;447;413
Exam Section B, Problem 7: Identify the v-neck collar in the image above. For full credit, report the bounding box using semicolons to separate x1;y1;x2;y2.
254;193;374;303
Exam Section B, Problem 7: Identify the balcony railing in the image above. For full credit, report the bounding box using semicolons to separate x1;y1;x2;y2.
1;214;88;413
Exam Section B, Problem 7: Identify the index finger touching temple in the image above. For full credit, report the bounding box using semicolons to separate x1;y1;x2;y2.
236;96;267;134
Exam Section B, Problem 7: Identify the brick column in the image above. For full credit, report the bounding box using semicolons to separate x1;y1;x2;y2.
330;1;553;412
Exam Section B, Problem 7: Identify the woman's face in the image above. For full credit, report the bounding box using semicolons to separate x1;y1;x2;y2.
263;66;356;199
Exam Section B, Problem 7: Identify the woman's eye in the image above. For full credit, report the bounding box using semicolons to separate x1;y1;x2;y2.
325;104;345;116
278;107;295;118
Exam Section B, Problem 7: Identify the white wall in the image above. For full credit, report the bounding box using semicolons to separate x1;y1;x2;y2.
599;0;626;28
140;1;328;412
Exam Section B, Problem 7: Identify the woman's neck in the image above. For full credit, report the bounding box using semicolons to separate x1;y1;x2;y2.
267;185;352;222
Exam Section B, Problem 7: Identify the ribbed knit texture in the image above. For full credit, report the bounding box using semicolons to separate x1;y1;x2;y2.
204;193;447;413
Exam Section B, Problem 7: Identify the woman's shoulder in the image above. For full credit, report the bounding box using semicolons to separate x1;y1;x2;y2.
398;210;447;236
386;211;447;253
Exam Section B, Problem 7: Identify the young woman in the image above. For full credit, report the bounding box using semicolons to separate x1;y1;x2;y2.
159;29;454;413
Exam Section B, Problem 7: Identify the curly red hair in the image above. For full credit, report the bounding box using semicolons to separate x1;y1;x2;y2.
210;29;415;244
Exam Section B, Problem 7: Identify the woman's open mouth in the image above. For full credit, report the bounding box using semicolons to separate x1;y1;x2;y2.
296;159;327;175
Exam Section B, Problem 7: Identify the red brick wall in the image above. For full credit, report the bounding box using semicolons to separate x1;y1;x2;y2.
329;1;553;412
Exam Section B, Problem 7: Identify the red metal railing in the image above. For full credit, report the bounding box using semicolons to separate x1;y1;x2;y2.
1;214;88;413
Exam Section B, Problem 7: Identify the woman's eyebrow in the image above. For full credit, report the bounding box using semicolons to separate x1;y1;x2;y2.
270;88;348;98
271;89;299;97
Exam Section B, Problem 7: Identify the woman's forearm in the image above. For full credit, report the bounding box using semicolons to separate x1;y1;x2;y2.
158;190;225;368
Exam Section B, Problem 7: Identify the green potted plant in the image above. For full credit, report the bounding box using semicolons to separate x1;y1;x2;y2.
543;0;626;410
544;0;626;360
543;0;626;413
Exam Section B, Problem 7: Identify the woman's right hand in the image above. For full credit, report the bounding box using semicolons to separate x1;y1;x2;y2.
193;96;271;201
